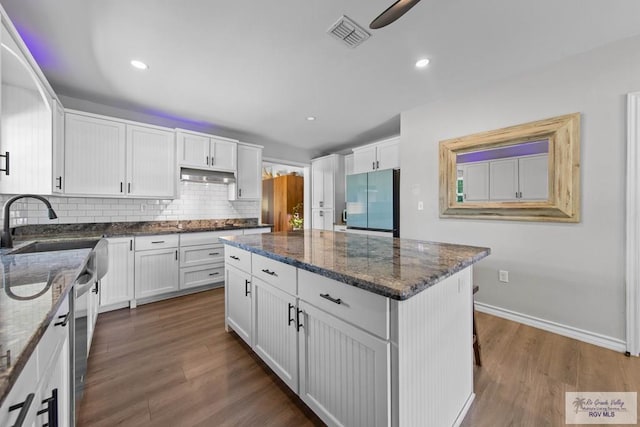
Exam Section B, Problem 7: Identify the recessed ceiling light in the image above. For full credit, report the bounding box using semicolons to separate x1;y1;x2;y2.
306;116;316;121
415;58;430;68
130;60;148;70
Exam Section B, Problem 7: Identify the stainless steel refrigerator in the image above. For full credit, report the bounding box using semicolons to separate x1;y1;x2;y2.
346;169;400;237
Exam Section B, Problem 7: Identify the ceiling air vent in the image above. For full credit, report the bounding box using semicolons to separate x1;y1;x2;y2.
327;15;371;48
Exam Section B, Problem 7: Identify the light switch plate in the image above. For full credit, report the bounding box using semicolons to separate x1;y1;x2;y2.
418;201;424;211
499;270;509;282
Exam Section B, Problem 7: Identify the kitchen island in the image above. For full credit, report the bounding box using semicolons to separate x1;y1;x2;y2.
221;230;490;427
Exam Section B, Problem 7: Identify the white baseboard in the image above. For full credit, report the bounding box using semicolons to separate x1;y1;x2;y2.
475;302;627;353
453;392;475;427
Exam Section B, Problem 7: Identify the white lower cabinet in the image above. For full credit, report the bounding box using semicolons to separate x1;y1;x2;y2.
226;264;252;346
99;237;135;308
252;278;298;391
134;240;180;299
0;294;71;427
298;301;389;427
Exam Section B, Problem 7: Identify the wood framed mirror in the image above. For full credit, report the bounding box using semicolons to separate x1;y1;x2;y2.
439;113;580;222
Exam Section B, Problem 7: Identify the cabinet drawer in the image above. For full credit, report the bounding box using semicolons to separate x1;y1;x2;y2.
180;264;224;290
38;294;70;378
252;254;296;295
224;245;251;273
180;244;224;267
298;269;389;339
180;230;242;246
135;234;179;251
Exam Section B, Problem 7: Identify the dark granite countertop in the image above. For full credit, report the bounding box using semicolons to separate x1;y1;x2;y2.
0;248;92;406
11;219;272;241
220;231;490;300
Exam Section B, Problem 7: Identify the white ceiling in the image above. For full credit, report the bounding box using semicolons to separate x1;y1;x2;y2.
2;0;640;154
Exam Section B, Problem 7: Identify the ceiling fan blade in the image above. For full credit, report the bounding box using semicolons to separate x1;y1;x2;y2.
369;0;422;29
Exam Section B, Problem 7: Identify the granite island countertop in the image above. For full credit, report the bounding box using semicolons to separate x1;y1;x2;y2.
220;230;490;300
0;248;92;406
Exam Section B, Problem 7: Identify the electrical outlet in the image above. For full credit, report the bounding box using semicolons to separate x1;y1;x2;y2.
499;270;509;283
417;201;424;211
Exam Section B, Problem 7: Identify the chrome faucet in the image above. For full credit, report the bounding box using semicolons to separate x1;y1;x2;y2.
1;195;58;248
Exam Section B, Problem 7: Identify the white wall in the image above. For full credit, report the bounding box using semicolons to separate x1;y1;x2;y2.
400;34;640;342
1;181;259;227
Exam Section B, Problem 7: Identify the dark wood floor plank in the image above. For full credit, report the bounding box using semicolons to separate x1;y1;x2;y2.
79;290;640;427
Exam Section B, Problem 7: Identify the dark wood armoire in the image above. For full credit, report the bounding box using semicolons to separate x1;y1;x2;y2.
261;175;304;232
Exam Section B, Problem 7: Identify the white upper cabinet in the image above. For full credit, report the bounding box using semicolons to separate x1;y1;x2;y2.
489;158;518;201
352;136;400;174
64;113;126;196
65;111;176;198
311;154;343;210
0;21;58;195
518;154;548;200
232;143;262;200
126;124;175;198
52;100;65;193
458;162;489;201
177;129;237;172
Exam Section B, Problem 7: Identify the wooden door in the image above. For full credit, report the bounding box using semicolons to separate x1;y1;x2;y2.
274;175;303;232
262;178;274;226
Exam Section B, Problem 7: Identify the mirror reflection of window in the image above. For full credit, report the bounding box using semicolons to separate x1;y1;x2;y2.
456;139;549;203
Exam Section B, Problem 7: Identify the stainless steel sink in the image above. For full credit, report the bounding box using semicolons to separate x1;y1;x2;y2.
9;238;101;255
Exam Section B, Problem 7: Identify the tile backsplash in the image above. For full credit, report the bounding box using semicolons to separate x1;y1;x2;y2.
0;182;260;227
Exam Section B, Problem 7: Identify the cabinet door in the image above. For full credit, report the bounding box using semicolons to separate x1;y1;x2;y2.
134;248;179;299
100;237;134;307
322;158;335;209
298;301;390;427
64;113;126;196
489;158;518;201
126;125;176;198
344;154;354;176
311;158;325;209
0;24;53;195
87;281;99;352
236;144;261;199
460;162;489;202
252;278;298;391
519;154;548;200
376;139;400;171
52;100;65;193
211;138;237;171
311;209;333;230
226;264;252;346
177;131;210;168
36;331;70;427
353;146;377;174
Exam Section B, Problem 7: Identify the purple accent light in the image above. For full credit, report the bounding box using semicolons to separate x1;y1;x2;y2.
457;139;549;164
141;107;219;131
14;24;60;70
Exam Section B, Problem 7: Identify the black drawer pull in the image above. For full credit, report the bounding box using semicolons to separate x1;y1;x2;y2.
288;303;295;326
9;393;35;427
296;308;304;331
229;255;240;260
91;281;99;294
151;240;165;244
54;312;70;327
261;268;277;277
208;272;220;276
37;388;58;427
245;279;251;296
208;252;220;256
320;293;342;305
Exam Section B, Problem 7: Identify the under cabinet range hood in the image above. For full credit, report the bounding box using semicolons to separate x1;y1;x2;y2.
180;168;236;184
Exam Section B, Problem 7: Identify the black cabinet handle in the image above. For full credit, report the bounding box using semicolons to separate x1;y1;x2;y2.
206;155;209;165
261;268;277;277
208;252;220;256
244;279;250;296
9;393;35;427
128;183;131;193
320;293;342;305
92;282;99;294
376;160;380;169
54;312;70;327
208;272;220;276
288;303;295;326
175;250;178;261
55;176;62;189
296;308;304;331
151;240;165;244
130;240;133;251
120;182;123;193
238;188;242;197
229;255;240;260
37;388;58;427
372;161;375;170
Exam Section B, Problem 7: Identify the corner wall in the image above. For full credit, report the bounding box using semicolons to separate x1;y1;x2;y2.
400;34;640;342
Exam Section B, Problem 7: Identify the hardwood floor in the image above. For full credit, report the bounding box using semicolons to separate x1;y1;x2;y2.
78;289;640;427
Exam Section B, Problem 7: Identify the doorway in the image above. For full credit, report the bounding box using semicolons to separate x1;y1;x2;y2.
626;91;640;356
262;160;309;232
